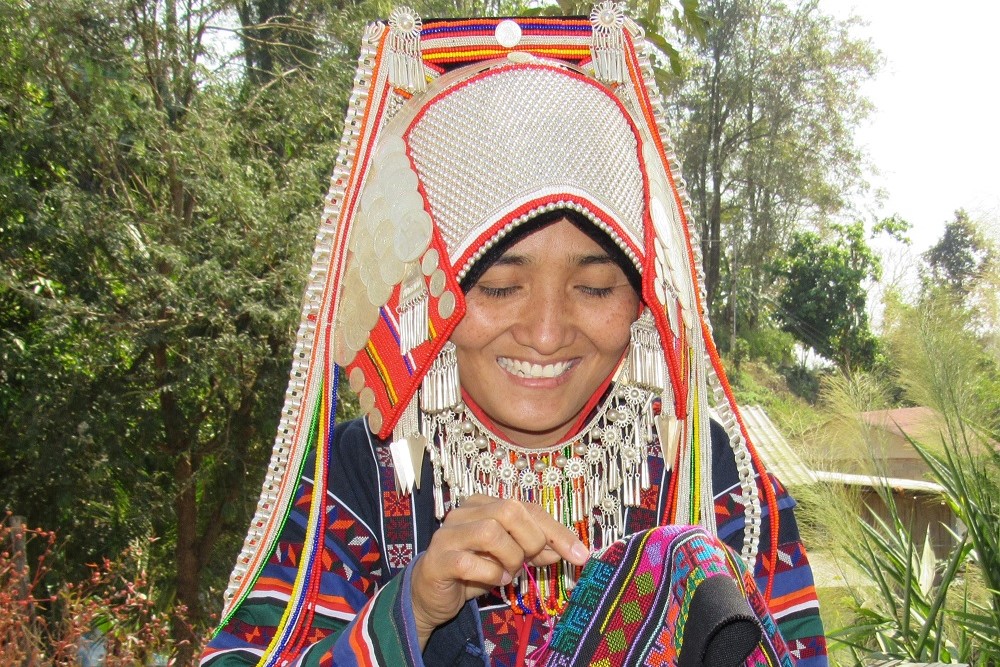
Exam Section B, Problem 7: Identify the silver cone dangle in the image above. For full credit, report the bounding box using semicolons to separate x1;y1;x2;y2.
420;342;461;414
398;264;429;354
625;308;668;393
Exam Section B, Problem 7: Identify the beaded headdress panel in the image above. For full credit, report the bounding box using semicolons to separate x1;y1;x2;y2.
217;3;781;646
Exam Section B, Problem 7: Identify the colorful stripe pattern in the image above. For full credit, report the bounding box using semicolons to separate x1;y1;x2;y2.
202;443;386;666
420;18;593;68
716;474;828;667
202;420;827;666
542;526;791;667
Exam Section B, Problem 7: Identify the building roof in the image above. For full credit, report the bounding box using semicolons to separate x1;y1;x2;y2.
732;406;946;495
811;470;944;494
737;405;819;487
860;406;944;441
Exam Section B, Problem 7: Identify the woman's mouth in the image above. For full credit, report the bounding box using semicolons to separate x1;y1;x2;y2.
497;357;575;379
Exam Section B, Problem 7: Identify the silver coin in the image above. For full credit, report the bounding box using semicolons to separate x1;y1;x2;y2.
654;278;667;305
347;216;364;252
394;209;433;263
358;258;378;289
421;248;439;276
332;332;356;367
388;189;425;224
429;269;446;297
359;386;375;412
365;272;392;307
438;290;456;319
349;366;365;392
354;235;377;266
382;161;419;193
654;242;669;273
341;261;366;304
380;256;406;286
365;193;390;222
649;185;671;217
359;182;380;215
375;135;407;163
373;221;393;260
343;317;370;353
368;407;383;434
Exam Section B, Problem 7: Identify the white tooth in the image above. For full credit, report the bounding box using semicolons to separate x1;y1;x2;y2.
531;363;543;377
541;364;556;378
516;360;529;376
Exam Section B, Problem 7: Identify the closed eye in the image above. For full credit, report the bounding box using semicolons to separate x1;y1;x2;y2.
477;285;520;298
577;285;617;298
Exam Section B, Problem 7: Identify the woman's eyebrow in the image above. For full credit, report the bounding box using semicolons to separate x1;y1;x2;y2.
492;252;531;267
575;253;615;266
490;251;614;267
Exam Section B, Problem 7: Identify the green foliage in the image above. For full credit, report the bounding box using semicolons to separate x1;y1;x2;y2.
674;0;880;322
832;489;976;664
824;273;1000;665
771;221;880;371
739;325;796;367
828;427;1000;665
0;0;361;656
922;209;994;298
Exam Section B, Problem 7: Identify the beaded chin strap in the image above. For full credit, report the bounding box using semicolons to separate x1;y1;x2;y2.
215;4;782;656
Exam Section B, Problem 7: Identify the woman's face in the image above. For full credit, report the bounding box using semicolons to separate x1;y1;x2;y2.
451;218;641;448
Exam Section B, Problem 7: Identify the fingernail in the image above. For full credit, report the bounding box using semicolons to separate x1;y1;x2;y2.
570;542;589;564
500;571;513;586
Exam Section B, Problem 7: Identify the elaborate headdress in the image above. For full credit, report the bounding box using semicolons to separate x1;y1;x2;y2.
217;2;781;649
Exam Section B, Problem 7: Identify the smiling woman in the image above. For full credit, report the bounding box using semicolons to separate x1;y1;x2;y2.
200;7;828;667
453;217;641;447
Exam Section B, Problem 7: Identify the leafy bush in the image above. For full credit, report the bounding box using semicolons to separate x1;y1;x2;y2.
1;514;206;665
829;433;1000;666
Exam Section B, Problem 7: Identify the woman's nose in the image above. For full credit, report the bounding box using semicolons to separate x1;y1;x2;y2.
511;288;574;354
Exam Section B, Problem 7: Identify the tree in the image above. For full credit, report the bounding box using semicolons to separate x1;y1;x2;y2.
771;221;880;371
0;0;358;661
922;209;994;298
673;0;879;331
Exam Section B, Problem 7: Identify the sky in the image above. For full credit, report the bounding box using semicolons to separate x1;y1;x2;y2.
820;0;1000;268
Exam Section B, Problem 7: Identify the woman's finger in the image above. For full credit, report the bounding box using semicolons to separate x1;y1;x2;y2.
448;495;590;567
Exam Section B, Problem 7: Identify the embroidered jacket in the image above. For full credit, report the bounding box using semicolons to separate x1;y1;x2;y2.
201;417;828;666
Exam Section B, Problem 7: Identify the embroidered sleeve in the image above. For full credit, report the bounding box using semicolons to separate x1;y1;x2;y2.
201;422;391;665
715;473;829;667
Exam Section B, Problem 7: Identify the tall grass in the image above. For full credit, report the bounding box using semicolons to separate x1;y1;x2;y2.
819;291;1000;665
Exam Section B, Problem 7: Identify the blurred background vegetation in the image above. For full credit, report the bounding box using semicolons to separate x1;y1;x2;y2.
1;0;996;663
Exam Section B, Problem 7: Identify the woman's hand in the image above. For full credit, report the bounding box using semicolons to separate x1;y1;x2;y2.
409;495;590;649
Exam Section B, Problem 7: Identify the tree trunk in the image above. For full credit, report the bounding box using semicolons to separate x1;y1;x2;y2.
153;342;201;665
173;452;201;667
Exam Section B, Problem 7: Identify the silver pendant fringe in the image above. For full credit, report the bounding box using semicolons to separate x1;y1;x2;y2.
590;1;627;84
387;7;425;93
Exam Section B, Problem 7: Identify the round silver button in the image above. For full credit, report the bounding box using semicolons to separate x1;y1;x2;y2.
495;19;522;48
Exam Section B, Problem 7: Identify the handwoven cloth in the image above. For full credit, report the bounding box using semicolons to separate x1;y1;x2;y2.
543;525;793;667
